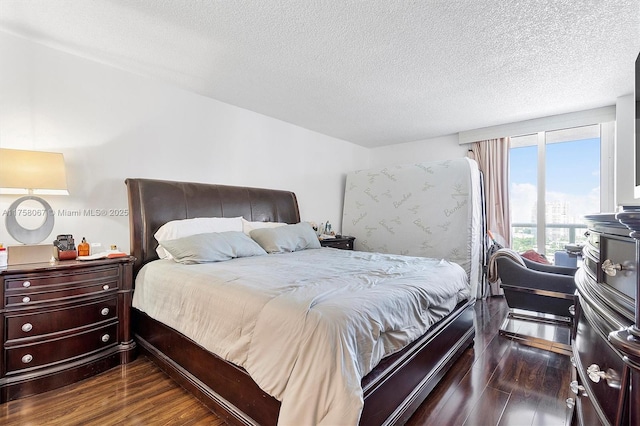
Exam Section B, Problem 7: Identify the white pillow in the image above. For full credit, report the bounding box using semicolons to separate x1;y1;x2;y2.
241;218;287;235
154;217;243;259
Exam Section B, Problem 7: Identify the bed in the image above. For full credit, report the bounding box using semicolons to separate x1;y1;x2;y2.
126;178;476;425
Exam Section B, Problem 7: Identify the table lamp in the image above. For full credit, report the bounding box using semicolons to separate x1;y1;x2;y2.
0;148;68;244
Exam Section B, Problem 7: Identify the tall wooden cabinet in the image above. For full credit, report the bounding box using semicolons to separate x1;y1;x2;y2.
0;256;136;402
572;213;640;425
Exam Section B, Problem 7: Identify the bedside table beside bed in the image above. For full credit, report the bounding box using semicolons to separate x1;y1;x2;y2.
320;235;356;250
0;256;136;402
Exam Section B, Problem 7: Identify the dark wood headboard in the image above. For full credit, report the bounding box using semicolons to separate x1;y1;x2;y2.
125;178;301;276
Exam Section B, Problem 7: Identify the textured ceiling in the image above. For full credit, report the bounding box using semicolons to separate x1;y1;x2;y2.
1;0;639;147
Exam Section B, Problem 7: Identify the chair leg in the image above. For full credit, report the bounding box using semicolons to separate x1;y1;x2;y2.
499;308;572;355
506;308;572;326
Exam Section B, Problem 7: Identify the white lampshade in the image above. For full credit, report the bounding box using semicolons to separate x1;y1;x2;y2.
0;148;69;195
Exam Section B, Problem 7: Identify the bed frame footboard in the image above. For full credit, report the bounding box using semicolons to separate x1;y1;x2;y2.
133;300;475;426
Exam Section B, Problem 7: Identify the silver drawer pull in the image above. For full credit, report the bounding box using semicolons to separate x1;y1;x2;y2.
566;398;575;409
570;380;585;395
101;307;109;316
22;281;31;288
102;284;110;290
602;259;628;276
101;334;110;343
570;356;576;367
21;354;33;364
22;296;30;303
21;323;33;333
587;364;621;388
568;305;575;316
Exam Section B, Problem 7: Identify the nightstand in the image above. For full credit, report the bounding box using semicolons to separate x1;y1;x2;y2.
0;256;136;402
320;236;356;250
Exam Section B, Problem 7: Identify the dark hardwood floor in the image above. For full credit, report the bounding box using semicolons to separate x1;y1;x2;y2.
0;296;573;425
406;296;573;426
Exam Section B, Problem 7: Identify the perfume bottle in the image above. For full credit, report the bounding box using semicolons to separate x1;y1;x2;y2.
78;237;90;256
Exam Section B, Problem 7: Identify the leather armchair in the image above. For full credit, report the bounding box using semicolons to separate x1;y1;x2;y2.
496;255;577;319
492;251;578;354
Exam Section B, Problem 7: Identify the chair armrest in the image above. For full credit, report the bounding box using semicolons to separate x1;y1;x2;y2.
496;256;576;295
522;257;577;276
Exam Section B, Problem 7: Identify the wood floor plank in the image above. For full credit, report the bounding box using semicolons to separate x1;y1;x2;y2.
414;338;513;425
406;299;510;425
496;345;554;425
531;361;573;426
0;297;573;426
462;386;510;426
405;350;477;424
0;358;224;426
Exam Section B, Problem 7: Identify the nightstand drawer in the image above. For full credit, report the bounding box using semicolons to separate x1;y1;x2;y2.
6;297;117;341
5;322;118;374
4;265;119;292
5;279;117;307
5;266;119;307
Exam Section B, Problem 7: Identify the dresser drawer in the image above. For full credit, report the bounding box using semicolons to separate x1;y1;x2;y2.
574;300;627;425
600;237;636;301
4;266;119;307
586;230;600;250
5;297;117;341
582;254;598;281
574;379;607;426
5;322;118;374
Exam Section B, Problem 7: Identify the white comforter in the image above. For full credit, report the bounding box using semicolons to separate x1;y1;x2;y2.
133;248;470;425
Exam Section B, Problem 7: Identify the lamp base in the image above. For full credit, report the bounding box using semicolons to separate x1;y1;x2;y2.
5;195;55;244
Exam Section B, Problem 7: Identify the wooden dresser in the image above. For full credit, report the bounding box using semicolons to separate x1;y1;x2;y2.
0;256;136;402
572;213;640;425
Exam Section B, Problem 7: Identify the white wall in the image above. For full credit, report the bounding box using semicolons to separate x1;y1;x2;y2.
0;32;370;252
371;106;630;215
1;30;632;255
369;134;468;167
615;93;635;206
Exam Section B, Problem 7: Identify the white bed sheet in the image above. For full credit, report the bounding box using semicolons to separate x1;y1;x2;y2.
133;248;470;425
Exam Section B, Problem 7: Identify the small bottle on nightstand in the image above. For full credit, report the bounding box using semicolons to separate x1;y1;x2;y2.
78;237;90;256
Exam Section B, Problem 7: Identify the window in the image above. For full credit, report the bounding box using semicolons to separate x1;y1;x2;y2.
509;124;612;256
